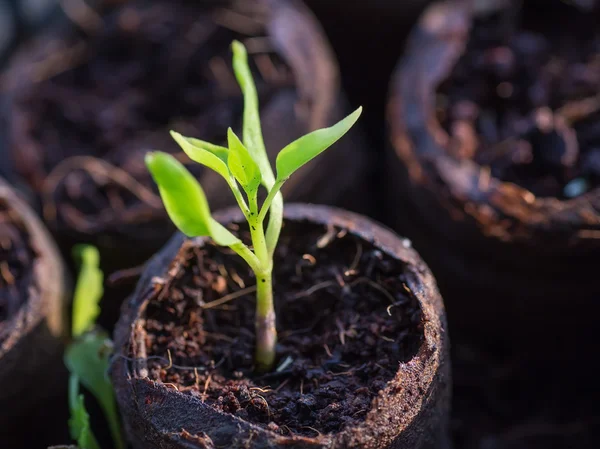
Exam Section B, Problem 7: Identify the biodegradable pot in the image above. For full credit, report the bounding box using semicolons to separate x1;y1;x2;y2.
111;204;451;449
1;0;368;272
386;0;600;352
0;178;69;448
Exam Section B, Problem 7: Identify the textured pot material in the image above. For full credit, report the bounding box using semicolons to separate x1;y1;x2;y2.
112;204;451;449
0;178;69;448
386;0;600;352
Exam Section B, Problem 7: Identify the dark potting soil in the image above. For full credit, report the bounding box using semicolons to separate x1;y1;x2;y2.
140;221;424;437
436;0;600;199
0;199;35;332
11;0;293;236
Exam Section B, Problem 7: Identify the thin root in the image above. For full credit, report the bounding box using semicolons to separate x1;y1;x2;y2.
350;277;396;304
316;225;338;249
292;281;337;299
201;374;211;403
202;285;257;309
345;241;363;276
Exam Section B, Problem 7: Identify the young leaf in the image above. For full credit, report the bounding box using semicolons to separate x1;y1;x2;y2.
65;331;124;449
227;128;261;193
170;131;230;180
146;151;241;246
71;245;102;338
231;40;284;254
187;137;229;163
68;374;100;449
276;107;362;181
231;40;275;188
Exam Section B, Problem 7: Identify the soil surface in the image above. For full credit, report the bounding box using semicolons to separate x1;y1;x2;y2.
437;0;600;199
139;221;423;437
0;199;35;332
11;0;293;237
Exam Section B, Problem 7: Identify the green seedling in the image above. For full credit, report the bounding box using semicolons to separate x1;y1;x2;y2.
146;40;362;372
71;245;102;338
68;374;100;449
64;245;124;449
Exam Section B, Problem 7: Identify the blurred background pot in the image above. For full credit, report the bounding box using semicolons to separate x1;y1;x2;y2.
0;177;69;448
386;1;600;448
386;0;600;355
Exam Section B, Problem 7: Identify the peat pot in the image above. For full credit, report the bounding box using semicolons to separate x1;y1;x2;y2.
0;178;69;448
112;204;451;449
1;0;368;272
386;0;600;354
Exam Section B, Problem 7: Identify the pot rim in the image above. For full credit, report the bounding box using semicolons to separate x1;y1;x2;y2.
387;0;600;243
113;203;449;449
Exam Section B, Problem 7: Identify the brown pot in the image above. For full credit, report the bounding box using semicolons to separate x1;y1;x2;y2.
386;0;600;354
1;0;369;272
0;178;69;448
111;204;451;449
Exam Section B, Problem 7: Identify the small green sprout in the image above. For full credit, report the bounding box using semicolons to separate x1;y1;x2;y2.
71;246;102;338
68;374;100;449
146;40;362;372
64;245;124;449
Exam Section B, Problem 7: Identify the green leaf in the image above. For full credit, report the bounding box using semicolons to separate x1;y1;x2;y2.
276;107;362;181
231;40;275;188
65;331;124;449
231;40;284;256
186;137;229;164
145;151;241;246
68;374;100;449
227;128;261;193
71;245;102;338
170;131;230;180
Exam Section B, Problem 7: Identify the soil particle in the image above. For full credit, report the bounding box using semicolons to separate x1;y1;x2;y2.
437;0;600;198
0;199;36;331
138;221;424;437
